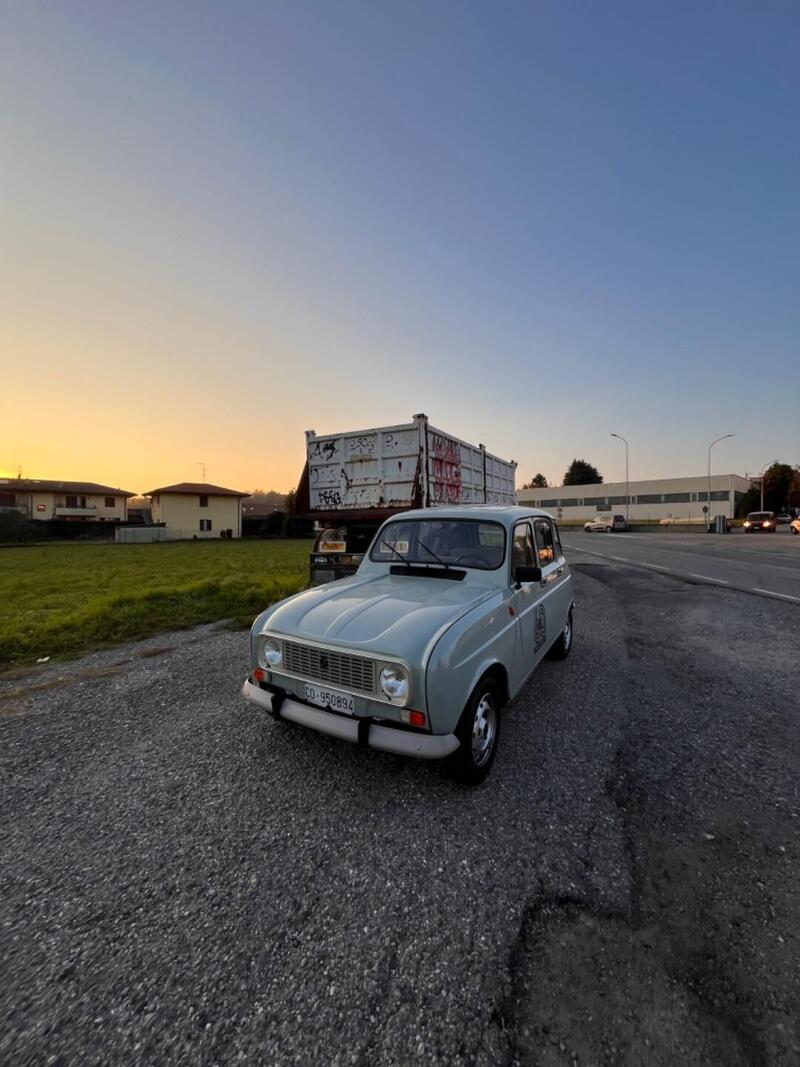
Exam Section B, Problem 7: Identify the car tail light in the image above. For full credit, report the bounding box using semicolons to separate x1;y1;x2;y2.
408;710;426;728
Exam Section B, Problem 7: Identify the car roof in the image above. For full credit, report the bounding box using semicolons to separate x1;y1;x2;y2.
383;505;554;526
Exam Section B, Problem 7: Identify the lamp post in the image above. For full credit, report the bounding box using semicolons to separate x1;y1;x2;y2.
610;433;629;524
758;460;776;512
707;434;734;531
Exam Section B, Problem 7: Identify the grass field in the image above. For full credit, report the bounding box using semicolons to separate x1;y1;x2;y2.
0;539;311;669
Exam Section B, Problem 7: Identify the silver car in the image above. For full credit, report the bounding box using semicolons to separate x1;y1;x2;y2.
242;506;575;784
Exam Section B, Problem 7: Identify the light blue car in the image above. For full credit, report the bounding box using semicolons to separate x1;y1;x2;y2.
242;506;575;783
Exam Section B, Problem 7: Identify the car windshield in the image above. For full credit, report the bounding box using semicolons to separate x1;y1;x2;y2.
370;519;506;570
748;513;771;520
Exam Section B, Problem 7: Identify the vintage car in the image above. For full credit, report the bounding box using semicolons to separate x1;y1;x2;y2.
242;506;575;784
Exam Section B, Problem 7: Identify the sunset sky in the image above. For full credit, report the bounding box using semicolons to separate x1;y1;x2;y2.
2;1;798;493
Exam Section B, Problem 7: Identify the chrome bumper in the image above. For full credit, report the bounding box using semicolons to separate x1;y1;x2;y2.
241;679;459;760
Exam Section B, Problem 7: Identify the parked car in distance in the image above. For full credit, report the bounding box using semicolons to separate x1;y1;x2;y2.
743;511;777;533
775;514;792;524
584;514;626;533
242;506;575;784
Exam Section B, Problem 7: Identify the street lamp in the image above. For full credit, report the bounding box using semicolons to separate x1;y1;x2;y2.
707;434;734;531
758;460;777;512
610;433;629;524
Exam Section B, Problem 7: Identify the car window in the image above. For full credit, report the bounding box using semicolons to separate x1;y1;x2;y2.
369;519;506;569
552;522;563;560
512;522;535;569
532;518;556;566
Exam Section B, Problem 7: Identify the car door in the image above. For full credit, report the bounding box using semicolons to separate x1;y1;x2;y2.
510;520;550;688
532;517;572;645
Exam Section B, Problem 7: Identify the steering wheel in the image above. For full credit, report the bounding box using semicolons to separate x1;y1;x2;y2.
454;554;488;566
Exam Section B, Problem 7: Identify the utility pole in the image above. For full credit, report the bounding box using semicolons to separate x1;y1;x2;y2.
707;434;734;532
610;433;629;523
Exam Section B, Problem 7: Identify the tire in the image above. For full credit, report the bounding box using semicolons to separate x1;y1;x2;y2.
451;677;501;786
605;526;612;533
549;608;574;660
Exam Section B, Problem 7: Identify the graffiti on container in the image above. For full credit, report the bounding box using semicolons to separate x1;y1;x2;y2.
431;433;462;503
317;488;343;508
309;439;340;462
348;435;375;458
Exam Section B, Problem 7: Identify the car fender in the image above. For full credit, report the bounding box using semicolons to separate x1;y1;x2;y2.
425;589;516;735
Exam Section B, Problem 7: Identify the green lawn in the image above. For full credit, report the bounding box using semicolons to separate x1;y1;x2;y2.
0;539;311;668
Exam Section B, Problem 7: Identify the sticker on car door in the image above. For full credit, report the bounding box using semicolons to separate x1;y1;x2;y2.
534;603;546;651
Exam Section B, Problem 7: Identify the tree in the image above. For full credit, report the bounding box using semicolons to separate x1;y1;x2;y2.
563;459;603;486
736;461;799;517
521;473;548;490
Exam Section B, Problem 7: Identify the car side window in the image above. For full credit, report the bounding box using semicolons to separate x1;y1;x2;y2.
511;522;535;570
552;521;563;560
533;518;556;567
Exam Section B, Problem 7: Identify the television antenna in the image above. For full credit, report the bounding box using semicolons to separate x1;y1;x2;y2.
196;462;207;484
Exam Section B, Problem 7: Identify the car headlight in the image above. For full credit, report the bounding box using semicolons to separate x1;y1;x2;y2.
262;637;283;668
379;665;409;703
744;521;751;527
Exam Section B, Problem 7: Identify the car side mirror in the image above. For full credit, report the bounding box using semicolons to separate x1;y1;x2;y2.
514;564;543;585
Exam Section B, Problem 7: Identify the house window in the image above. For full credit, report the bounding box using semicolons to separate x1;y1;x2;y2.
66;495;78;507
200;519;212;532
199;495;209;507
104;496;115;508
0;492;14;506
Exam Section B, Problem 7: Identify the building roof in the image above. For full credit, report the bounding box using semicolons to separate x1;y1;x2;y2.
0;478;135;497
145;482;250;498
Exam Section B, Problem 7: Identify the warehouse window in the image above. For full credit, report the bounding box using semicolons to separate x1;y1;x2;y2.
583;497;607;505
608;496;629;505
663;493;691;503
539;499;559;508
559;499;580;507
637;494;663;504
696;491;730;502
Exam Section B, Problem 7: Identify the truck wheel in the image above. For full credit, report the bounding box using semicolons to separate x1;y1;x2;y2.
451;677;501;786
549;609;574;660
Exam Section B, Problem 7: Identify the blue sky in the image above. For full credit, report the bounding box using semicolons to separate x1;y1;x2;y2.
2;1;798;490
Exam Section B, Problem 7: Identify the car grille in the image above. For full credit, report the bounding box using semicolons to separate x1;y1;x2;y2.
282;641;376;694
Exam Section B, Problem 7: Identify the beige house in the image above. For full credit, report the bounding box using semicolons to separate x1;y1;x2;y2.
0;478;135;521
146;482;249;539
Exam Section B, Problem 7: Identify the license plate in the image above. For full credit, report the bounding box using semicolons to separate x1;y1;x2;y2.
303;684;355;715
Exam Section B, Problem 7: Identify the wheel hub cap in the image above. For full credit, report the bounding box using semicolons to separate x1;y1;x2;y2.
472;694;497;766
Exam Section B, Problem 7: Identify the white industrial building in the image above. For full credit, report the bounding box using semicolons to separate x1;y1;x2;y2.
518;473;752;522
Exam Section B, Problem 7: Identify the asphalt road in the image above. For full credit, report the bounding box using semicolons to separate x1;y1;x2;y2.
564;528;800;604
2;561;799;1065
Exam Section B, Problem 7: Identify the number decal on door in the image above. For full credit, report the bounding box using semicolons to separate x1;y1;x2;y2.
534;604;546;651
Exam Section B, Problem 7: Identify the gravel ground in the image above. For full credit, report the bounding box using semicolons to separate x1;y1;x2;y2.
1;561;798;1065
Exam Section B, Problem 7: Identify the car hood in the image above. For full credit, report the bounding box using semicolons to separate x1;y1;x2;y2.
263;572;496;661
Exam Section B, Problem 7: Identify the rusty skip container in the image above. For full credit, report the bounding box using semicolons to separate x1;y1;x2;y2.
293;413;517;584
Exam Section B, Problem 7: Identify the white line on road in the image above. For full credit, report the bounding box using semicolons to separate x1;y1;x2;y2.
608;555;629;562
639;562;669;571
752;588;800;603
688;573;729;585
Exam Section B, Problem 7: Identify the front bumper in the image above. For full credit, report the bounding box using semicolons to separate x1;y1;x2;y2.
241;679;459;760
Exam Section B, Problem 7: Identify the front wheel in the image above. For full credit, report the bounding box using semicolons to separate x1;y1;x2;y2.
549;608;574;660
451;678;501;786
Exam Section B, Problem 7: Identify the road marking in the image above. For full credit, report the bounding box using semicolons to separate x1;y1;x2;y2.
608;555;629;562
639;562;669;571
752;588;800;603
688;573;729;585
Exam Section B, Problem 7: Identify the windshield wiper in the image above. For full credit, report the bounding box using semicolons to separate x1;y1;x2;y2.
416;537;451;571
381;538;411;566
